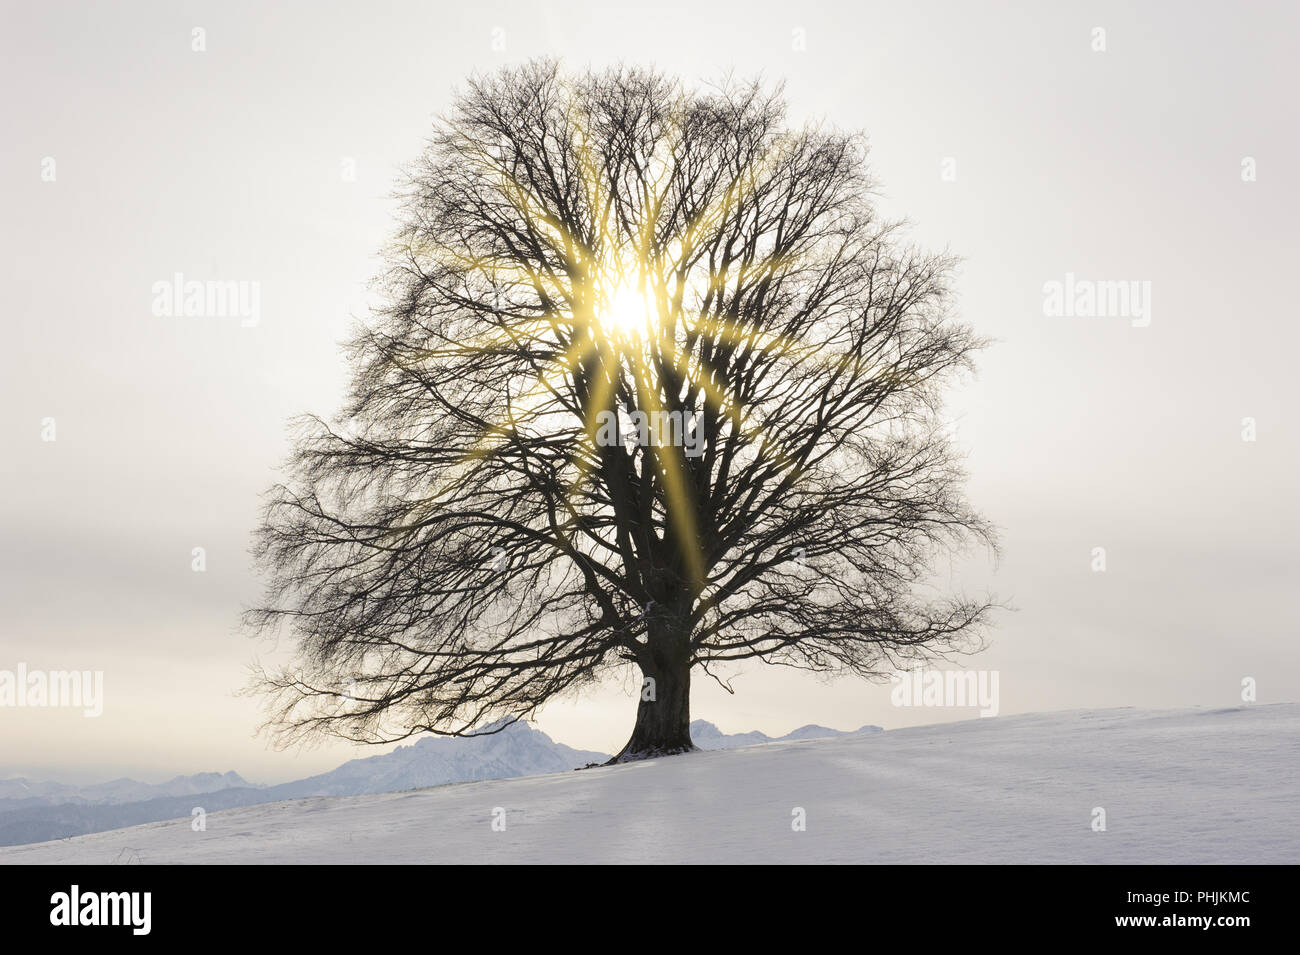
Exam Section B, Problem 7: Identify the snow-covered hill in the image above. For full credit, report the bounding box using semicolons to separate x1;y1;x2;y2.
0;719;876;846
4;705;1295;864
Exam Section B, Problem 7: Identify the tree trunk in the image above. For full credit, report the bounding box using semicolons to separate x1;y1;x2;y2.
608;639;695;763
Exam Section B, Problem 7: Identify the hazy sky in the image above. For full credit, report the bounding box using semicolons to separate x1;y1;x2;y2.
2;0;1297;783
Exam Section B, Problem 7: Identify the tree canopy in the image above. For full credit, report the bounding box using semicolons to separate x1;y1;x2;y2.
248;61;995;760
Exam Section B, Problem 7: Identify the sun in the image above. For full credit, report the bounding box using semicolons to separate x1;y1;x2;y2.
603;279;653;341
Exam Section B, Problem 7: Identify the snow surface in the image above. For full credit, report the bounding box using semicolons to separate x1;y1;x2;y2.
3;705;1295;864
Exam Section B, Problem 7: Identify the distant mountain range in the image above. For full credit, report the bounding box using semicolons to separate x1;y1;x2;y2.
0;771;251;807
690;719;882;750
0;718;880;846
263;721;607;800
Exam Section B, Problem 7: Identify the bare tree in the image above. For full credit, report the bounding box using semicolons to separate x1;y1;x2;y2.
248;61;996;762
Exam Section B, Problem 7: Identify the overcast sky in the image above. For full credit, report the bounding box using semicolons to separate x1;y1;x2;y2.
2;0;1297;783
